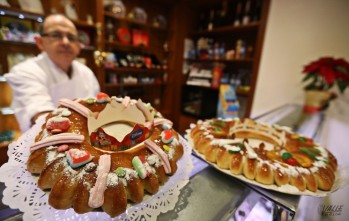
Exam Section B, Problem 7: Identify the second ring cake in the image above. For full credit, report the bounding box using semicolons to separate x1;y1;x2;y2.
187;118;337;193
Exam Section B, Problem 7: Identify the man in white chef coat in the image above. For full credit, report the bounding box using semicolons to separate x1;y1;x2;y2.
4;14;100;132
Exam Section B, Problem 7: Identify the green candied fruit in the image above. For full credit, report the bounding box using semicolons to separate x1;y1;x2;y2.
210;120;226;127
282;152;292;160
238;143;244;148
85;98;95;105
115;167;126;177
297;137;307;142
300;147;318;160
146;103;152;109
214;127;221;132
228;149;240;154
310;147;321;153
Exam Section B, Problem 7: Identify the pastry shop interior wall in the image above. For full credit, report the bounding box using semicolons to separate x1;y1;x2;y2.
1;0;349;147
250;0;349;118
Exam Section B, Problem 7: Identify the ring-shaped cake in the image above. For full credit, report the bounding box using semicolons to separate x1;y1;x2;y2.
187;118;337;193
27;93;184;217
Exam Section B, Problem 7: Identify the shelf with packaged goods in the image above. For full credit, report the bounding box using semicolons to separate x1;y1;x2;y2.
171;0;270;131
0;1;102;140
0;5;97;50
0;128;21;166
185;58;254;64
0;106;21;164
0;5;44;21
105;66;166;75
190;22;260;36
0;5;96;29
99;0;174;120
105;82;165;88
105;41;151;53
183;84;250;97
0;40;95;51
104;12;167;32
0;40;37;48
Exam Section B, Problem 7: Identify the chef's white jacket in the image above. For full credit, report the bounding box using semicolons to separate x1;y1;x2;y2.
4;52;100;132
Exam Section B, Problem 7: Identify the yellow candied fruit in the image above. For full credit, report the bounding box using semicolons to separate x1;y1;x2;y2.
266;151;279;160
163;145;170;151
292;152;313;168
291;134;300;139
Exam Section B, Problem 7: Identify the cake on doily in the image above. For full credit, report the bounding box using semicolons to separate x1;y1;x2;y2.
187;118;338;193
27;93;184;217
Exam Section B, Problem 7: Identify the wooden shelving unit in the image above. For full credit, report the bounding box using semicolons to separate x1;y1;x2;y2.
185;58;254;64
168;0;271;134
0;0;102;163
98;0;174;113
0;0;176;125
105;66;165;74
105;82;165;88
0;0;270;136
104;11;168;31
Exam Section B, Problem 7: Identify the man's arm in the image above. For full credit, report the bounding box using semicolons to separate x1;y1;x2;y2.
4;66;55;131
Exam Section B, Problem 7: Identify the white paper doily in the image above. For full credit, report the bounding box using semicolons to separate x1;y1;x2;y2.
0;116;193;221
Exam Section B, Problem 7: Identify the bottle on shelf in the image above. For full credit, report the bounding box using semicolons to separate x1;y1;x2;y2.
108;73;118;83
197;11;207;31
149;54;161;69
126;53;136;68
235;39;246;59
133;54;146;69
143;54;152;68
207;38;214;60
197;37;208;60
211;63;223;89
104;52;117;68
242;0;251;25
207;9;215;31
162;59;168;70
233;0;243;26
114;51;129;67
225;50;235;60
106;19;115;42
213;42;220;60
219;42;226;60
216;0;229;27
247;45;254;58
252;0;262;22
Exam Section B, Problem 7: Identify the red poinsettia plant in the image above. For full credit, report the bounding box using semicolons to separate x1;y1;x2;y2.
302;57;349;94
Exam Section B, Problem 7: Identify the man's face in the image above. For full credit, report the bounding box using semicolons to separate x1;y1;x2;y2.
36;15;81;71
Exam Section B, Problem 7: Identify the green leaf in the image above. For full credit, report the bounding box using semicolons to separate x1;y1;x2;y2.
305;84;317;90
336;66;348;73
302;73;316;82
337;80;347;93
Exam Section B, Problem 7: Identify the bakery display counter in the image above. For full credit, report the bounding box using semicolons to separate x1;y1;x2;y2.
159;104;324;221
0;104;323;220
158;156;300;221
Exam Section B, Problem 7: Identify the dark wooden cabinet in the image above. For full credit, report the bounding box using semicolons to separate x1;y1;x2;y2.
0;0;102;157
0;0;270;137
168;0;271;134
0;0;175;127
98;1;173;112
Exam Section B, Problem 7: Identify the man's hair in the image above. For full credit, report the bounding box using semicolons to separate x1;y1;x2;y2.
37;13;74;35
